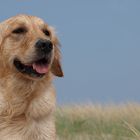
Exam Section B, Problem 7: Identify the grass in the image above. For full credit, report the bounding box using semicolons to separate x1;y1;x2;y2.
55;103;140;140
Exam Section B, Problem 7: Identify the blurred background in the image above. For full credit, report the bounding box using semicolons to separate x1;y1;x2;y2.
0;0;140;104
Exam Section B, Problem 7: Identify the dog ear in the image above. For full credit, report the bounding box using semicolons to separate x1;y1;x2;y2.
51;41;64;77
0;24;3;47
0;24;4;53
48;26;64;77
51;57;64;77
0;23;6;48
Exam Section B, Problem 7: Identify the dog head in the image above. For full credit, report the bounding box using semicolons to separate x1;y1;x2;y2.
0;15;63;79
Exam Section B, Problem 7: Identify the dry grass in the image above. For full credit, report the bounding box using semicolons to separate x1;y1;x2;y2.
56;103;140;140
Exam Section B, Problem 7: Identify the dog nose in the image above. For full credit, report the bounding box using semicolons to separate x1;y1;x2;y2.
35;39;53;53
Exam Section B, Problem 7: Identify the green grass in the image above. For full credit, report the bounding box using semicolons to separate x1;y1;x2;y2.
55;103;140;140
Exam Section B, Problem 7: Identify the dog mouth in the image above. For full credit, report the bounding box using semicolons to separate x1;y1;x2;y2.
14;57;51;78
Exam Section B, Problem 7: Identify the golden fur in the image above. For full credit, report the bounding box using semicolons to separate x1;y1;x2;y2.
0;15;63;140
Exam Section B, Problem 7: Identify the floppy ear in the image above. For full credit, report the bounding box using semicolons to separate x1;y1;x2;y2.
51;57;64;77
0;24;3;47
49;26;64;77
0;24;4;53
51;41;64;77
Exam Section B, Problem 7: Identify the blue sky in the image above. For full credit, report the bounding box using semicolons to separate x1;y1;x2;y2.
0;0;140;104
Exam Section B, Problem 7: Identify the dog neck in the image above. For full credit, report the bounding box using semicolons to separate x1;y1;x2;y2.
0;71;54;119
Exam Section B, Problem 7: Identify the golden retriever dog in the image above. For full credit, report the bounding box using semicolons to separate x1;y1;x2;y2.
0;14;63;140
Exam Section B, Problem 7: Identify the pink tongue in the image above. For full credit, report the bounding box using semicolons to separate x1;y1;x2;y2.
33;63;49;74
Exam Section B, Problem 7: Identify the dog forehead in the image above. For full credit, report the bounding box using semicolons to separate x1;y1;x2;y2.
3;15;46;27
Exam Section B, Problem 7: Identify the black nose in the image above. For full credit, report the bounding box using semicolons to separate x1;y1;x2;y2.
35;39;53;53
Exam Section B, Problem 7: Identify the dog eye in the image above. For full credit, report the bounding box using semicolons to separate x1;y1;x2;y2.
43;30;50;36
12;27;27;34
